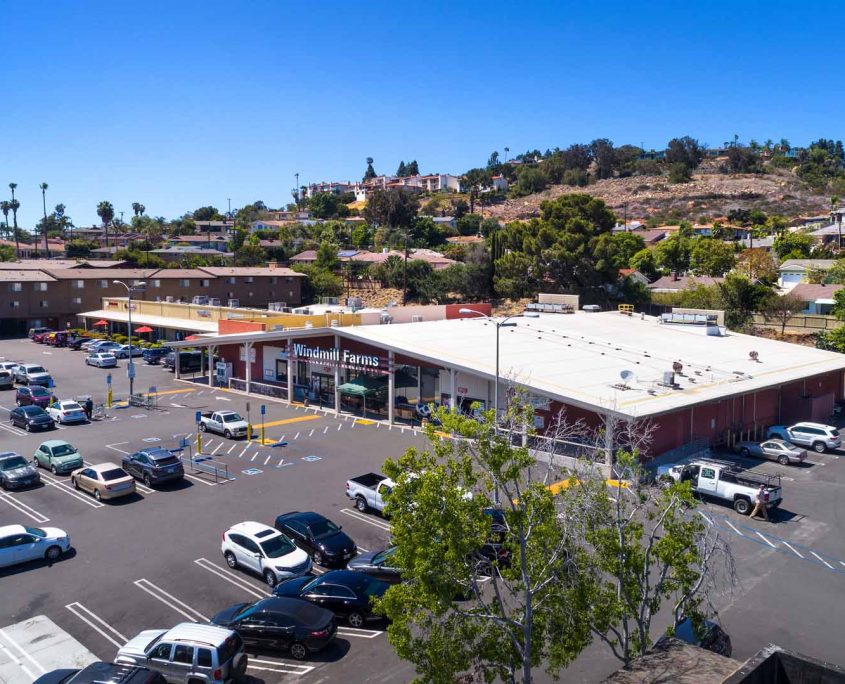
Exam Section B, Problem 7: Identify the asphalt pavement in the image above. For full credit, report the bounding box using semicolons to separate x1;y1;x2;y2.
2;336;845;683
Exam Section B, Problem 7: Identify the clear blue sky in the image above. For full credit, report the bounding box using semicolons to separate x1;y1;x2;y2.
2;0;843;227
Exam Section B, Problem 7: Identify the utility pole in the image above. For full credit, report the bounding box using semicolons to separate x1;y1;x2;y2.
295;173;300;207
40;183;48;256
227;198;232;232
402;229;409;305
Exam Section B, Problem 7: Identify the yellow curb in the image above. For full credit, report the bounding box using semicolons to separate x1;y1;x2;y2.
356;419;375;426
261;414;322;429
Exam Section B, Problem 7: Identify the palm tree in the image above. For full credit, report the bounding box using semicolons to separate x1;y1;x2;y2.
504;146;510;162
0;201;9;241
40;183;49;256
9;183;20;259
131;202;145;217
96;201;115;250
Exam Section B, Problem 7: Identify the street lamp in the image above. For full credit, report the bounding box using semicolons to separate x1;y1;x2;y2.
113;280;146;398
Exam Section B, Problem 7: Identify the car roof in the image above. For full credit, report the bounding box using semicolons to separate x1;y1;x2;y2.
163;622;236;647
138;447;175;459
89;462;122;472
311;570;373;589
18;405;46;413
41;440;72;448
228;521;280;539
281;511;325;524
794;422;834;430
0;452;23;461
0;524;27;536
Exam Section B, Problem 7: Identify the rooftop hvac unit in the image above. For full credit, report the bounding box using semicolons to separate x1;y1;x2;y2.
582;304;601;312
380;313;393;325
165;296;175;303
270;324;285;331
411;315;423;322
209;298;221;307
227;299;239;308
192;296;209;305
346;296;363;309
661;371;675;387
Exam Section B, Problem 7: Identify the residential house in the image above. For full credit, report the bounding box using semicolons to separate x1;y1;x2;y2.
148;246;234;263
193;220;233;235
288;248;456;270
646;274;725;293
166;235;230;252
432;216;457;231
809;222;845;246
786;283;844;315
778;259;836;289
618;269;650;286
491;175;509;192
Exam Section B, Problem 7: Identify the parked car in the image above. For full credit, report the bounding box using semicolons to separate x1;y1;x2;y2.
44;332;70;347
210;597;336;661
273;570;389;628
0;452;41;490
70;462;135;501
346;472;395;514
33;440;84;475
122;447;184;487
658;459;782;515
736;438;807;465
28;326;52;339
163;350;203;372
86;352;118;368
10;406;55;432
32;330;53;343
274;511;357;567
348;546;402;583
0;523;70;567
221;521;312;587
0;361;19;373
656;617;732;657
68;336;92;351
115;623;248;682
142;347;169;365
15;385;52;408
86;340;123;354
0;369;14;390
199;411;249;439
14;363;53;386
47;400;88;425
767;422;841;453
34;662;167;684
113;344;144;359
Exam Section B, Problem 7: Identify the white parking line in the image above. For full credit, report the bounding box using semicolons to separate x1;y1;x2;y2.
105;442;130;455
193;558;269;599
135;482;155;495
336;626;384;639
0;491;50;522
323;426;329;434
697;511;713;525
134;579;209;622
65;602;126;649
212;443;223;455
263;454;272;466
0;422;27;437
340;508;392;532
294;432;300;440
812;551;835;569
724;519;744;537
0;625;46;674
755;531;777;549
248;658;315;676
308;429;314;437
337;423;342;431
227;444;237;454
781;540;804;558
0;633;37;680
357;546;370;553
251;453;258;462
41;473;105;508
238;445;249;458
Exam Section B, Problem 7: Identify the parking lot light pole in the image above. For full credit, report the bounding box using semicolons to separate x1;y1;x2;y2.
113;280;146;399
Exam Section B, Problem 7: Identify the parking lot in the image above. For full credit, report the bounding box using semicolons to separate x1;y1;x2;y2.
3;335;845;682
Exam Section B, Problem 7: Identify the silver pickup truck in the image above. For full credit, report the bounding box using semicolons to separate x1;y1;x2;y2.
659;458;782;515
346;472;396;513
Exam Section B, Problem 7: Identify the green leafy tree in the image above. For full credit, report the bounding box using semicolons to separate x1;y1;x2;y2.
0;200;10;241
192;206;221;221
406;160;419;176
772;231;813;260
315;240;339;271
96;200;115;248
718;273;774;329
494;252;540;299
609;232;646;268
590;138;615;179
350;224;374;249
364;188;419;228
234;243;266;266
9;183;20;258
510;166;548;197
363;157;377;181
816;327;845;353
689;238;737;276
411;215;447;247
667;163;692;184
456;213;482;237
462;168;492;213
653;233;692;273
0;244;14;261
301;266;343;300
131;202;146;217
665;136;703;171
736;249;778;282
764;293;805;334
65;239;93;258
308;192;350;220
629;248;659;280
396;161;407;177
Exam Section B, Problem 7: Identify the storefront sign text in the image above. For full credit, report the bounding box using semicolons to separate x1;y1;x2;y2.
292;343;379;368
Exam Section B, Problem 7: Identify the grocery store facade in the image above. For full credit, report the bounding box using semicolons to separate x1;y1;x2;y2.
167;309;845;457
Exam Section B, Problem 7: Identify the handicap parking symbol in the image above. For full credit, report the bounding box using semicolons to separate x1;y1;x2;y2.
142;437;161;443
301;455;322;463
242;468;263;475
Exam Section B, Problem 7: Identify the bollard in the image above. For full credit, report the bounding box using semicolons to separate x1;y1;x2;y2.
107;388;113;409
196;430;202;454
260;424;265;444
247;423;253;442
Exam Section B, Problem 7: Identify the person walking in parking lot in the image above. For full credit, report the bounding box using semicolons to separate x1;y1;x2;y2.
83;396;93;420
750;484;769;521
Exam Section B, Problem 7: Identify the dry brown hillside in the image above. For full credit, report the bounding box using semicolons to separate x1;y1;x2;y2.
484;159;831;223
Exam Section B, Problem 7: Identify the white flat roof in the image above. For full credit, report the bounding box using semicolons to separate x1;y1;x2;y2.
339;312;845;419
78;310;219;334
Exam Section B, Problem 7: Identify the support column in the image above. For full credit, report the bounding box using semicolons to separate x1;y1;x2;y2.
208;345;217;388
200;347;206;382
388;350;395;425
333;334;341;415
244;342;253;394
175;349;181;380
449;369;457;411
287;339;294;405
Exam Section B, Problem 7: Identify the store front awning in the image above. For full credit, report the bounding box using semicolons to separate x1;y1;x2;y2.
337;374;388;397
78;309;219;334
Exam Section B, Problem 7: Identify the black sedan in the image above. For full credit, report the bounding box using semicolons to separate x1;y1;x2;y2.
274;511;357;567
10;406;55;432
211;597;336;661
347;546;402;584
273;570;389;628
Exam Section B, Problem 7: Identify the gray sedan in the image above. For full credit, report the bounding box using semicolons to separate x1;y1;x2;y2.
736;438;807;465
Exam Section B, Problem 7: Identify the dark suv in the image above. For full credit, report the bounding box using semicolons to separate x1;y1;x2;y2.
142;347;169;364
163;351;203;372
35;662;166;684
121;447;184;487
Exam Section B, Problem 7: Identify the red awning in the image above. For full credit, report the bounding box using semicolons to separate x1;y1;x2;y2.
134;326;153;333
93;320;108;327
184;335;199;341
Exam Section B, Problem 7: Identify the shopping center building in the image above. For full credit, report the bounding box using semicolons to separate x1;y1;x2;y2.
165;305;845;456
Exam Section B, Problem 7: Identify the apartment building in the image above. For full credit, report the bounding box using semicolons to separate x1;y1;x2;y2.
0;265;305;337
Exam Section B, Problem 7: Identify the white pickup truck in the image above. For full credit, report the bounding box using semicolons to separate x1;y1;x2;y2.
658;459;782;515
198;410;249;439
346;472;396;513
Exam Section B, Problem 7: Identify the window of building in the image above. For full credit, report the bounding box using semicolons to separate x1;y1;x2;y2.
10;301;19;309
271;276;278;284
99;280;109;288
286;277;293;283
39;300;48;308
201;279;210;287
72;280;84;289
151;279;161;288
245;276;254;284
227;277;236;285
10;282;21;292
72;297;82;305
34;282;47;292
227;291;234;298
180;279;190;288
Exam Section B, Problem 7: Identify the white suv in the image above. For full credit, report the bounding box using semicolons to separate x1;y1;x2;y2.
767;422;841;453
221;521;311;587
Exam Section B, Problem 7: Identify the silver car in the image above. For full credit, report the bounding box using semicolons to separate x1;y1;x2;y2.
14;364;53;386
736;438;807;465
86;352;118;368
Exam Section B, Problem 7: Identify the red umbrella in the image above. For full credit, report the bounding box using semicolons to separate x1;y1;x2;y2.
135;326;153;334
93;320;108;327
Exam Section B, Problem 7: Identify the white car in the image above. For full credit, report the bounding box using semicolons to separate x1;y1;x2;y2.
221;521;311;587
0;362;19;373
86;340;122;354
0;524;71;567
47;400;88;424
767;422;841;453
113;344;144;359
86;352;118;368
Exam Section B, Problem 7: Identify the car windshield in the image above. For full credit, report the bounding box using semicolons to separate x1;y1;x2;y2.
152;455;180;467
302;576;323;592
223;413;244;422
62;403;82;411
27;366;46;374
310;518;340;539
260;535;296;558
372;547;396;565
360;577;388;597
22;406;45;415
833;429;840;437
101;468;127;481
0;457;28;470
24;527;46;537
51;444;77;457
31;387;50;397
234;603;259;620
